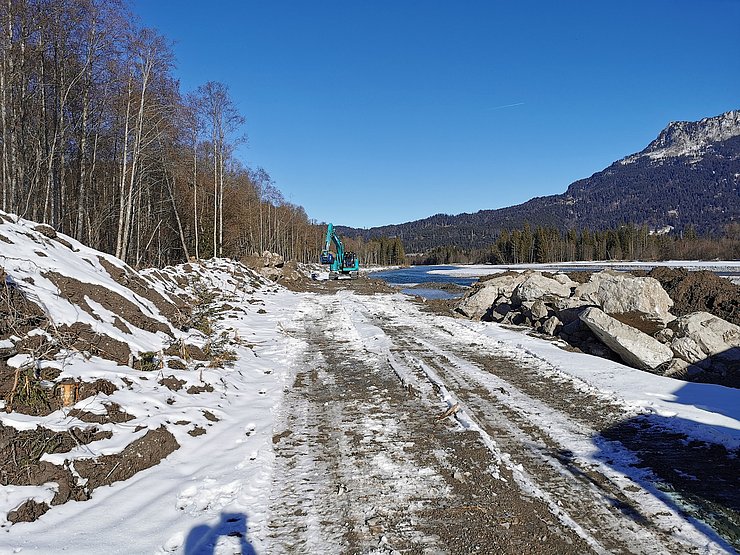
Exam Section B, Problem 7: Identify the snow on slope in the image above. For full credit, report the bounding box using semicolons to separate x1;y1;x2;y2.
621;109;740;164
0;212;305;553
0;213;174;354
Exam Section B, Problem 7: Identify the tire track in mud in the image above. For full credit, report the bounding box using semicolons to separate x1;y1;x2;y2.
347;293;732;554
265;294;594;554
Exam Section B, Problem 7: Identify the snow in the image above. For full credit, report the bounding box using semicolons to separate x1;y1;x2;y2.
323;291;737;553
620;110;740;164
429;260;740;279
437;316;740;449
0;285;303;553
0;212;737;553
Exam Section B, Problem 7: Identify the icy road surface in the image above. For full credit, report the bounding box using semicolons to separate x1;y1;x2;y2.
262;290;737;554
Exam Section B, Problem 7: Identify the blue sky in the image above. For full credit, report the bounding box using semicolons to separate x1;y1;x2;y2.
133;0;740;228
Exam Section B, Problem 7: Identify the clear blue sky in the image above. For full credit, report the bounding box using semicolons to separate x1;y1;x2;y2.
133;0;740;228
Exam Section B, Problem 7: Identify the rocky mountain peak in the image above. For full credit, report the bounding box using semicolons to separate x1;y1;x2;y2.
622;109;740;164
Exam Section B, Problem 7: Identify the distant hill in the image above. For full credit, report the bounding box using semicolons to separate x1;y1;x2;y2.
341;110;740;253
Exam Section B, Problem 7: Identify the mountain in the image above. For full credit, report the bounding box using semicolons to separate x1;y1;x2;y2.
341;110;740;252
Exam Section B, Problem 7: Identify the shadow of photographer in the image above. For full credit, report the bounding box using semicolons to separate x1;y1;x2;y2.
184;512;256;555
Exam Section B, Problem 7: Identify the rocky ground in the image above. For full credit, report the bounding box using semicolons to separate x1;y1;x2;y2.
455;267;740;390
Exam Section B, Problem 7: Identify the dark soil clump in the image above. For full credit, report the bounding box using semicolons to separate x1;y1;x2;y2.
7;499;50;523
187;383;214;394
78;378;118;400
160;375;186;391
648;267;740;325
74;426;178;490
69;402;134;424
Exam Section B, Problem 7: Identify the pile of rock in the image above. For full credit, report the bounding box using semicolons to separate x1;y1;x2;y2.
241;251;304;283
456;269;740;387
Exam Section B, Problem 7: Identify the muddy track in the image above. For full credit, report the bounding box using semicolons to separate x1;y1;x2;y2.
266;291;736;554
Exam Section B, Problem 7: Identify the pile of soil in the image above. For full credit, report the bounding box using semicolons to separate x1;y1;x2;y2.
285;274;396;295
647;267;740;326
409;281;468;292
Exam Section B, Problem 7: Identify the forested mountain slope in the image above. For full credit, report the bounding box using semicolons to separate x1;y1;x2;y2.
341;111;740;253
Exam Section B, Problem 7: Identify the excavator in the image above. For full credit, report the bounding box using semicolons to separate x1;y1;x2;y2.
320;223;359;279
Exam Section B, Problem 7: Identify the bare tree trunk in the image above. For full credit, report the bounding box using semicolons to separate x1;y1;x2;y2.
1;0;14;212
115;75;133;259
212;134;217;258
75;20;96;240
164;166;189;261
192;136;199;259
0;11;7;212
120;57;150;262
76;88;88;239
218;145;223;257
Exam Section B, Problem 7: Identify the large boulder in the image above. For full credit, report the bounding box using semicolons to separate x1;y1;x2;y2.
670;337;706;364
572;271;611;305
513;272;574;304
579;307;674;371
576;271;674;334
528;299;550;320
456;272;528;320
670;311;740;362
541;315;562;336
456;284;501;320
552;273;579;288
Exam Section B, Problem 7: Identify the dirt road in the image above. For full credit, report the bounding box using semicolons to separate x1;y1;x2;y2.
265;284;738;554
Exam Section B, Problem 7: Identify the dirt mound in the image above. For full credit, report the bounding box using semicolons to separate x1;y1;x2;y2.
648;267;740;325
0;214;286;524
287;274;396;295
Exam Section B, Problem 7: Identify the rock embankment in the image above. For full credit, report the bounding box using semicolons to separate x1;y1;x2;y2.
456;269;740;388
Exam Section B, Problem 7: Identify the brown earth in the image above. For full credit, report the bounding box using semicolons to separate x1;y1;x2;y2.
0;265;197;523
284;274;397;295
0;423;110;522
647;266;740;325
1;424;180;524
74;426;179;490
97;257;190;328
46;271;172;336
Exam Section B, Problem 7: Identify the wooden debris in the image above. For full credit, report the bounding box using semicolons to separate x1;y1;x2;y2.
437;402;460;420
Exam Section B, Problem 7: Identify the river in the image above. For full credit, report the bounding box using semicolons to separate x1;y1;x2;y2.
371;261;740;299
370;265;476;300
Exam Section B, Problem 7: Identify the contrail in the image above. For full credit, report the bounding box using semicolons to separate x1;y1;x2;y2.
487;102;525;111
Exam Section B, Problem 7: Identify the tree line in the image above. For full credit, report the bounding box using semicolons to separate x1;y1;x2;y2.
412;223;740;265
343;236;406;266
0;0;327;267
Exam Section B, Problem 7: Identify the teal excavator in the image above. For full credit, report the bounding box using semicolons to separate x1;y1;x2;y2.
320;223;359;279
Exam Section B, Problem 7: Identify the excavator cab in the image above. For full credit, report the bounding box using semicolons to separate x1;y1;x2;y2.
343;252;356;268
